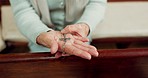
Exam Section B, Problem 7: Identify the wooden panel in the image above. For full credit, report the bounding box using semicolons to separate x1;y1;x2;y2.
0;0;10;5
0;48;148;78
0;48;148;62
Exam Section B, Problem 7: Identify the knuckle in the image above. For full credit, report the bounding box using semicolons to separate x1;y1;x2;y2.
66;34;71;37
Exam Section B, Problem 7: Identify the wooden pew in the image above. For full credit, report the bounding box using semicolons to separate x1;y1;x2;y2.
0;48;148;78
0;1;148;78
0;48;148;62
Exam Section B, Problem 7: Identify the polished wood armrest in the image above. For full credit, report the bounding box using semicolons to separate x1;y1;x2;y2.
0;48;148;63
0;48;148;78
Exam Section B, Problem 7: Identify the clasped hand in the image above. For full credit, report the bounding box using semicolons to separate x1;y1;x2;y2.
37;31;98;60
37;24;98;60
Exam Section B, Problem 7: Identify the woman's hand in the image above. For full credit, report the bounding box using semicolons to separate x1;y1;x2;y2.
57;34;98;60
37;31;98;60
36;30;61;54
61;23;90;37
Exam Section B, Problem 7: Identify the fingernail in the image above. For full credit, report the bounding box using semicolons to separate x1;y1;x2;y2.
94;52;99;57
89;49;96;57
92;47;98;57
51;51;56;54
87;38;90;41
96;51;99;57
94;49;99;56
86;38;89;42
84;54;91;60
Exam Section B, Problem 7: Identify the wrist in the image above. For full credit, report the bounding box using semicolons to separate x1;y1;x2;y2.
36;30;54;45
78;23;90;36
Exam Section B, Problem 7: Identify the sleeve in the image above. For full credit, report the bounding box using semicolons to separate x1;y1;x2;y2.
76;0;107;36
9;0;52;44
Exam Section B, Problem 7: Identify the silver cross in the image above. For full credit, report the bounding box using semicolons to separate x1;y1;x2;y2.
59;34;70;42
59;34;70;54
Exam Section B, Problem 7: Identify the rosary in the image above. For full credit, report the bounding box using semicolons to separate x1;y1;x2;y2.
59;34;71;53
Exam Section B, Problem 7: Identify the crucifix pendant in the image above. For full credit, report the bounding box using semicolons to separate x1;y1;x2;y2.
59;34;71;42
59;34;71;54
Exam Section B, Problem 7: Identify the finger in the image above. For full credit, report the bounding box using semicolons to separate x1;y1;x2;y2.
75;40;97;50
73;36;89;42
61;26;71;33
65;44;91;60
50;41;58;54
55;52;71;58
74;40;98;57
73;43;98;57
50;39;58;54
61;51;71;56
61;25;83;37
55;52;62;58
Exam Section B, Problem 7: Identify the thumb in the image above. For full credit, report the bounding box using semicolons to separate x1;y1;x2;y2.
61;28;83;37
50;40;58;54
61;28;69;34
